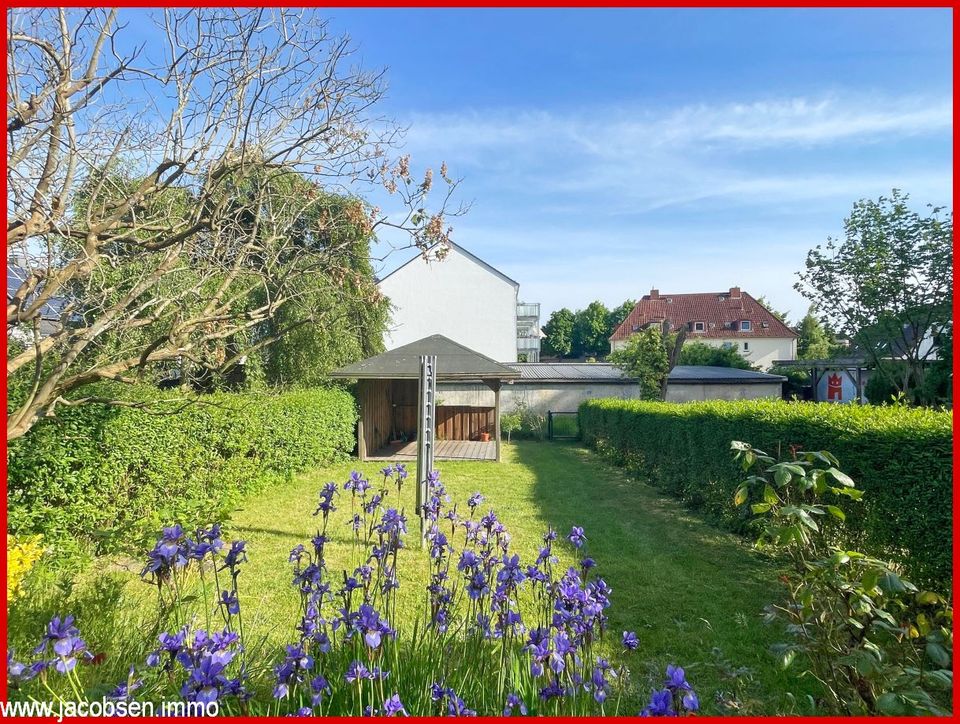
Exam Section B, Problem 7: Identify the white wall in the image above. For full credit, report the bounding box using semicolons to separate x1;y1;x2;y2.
379;246;518;362
611;335;796;370
437;382;645;415
665;382;783;402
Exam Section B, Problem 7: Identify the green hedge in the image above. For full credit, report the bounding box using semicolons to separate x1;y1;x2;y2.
7;386;357;564
579;398;952;591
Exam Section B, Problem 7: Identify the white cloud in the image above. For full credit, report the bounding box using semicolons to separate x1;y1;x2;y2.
401;94;950;155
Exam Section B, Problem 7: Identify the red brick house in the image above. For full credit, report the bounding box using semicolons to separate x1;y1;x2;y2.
609;287;798;370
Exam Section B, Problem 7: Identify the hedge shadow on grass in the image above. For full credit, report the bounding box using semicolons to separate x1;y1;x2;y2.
513;440;818;715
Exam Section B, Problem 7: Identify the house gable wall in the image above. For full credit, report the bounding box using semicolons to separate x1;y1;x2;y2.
378;246;519;362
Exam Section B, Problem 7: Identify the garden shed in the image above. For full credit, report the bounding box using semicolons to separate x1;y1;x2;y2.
330;335;520;462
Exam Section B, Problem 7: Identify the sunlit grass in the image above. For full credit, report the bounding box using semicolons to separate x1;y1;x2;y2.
9;441;813;713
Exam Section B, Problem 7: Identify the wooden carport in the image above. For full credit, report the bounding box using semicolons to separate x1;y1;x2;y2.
330;335;520;462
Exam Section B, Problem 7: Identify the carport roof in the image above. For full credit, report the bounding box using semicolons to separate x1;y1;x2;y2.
667;365;787;384
330;335;520;381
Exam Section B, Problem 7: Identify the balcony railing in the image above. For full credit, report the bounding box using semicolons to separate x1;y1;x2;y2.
517;336;541;351
517;303;540;319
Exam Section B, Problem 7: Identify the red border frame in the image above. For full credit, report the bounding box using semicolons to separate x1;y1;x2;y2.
1;1;956;721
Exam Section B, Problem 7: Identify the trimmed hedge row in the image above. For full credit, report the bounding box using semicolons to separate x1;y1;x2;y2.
7;386;357;564
579;398;953;591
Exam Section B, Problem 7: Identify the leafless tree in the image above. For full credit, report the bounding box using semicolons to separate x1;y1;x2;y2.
7;8;464;440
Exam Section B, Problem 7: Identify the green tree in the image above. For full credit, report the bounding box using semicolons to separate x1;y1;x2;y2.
795;190;952;403
572;301;611;358
606;299;636;338
678;341;754;369
542;308;575;357
609;326;672;400
6;8;461;439
796;305;838;360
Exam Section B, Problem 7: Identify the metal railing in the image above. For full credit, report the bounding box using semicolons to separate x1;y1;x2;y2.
517;302;540;319
547;411;579;440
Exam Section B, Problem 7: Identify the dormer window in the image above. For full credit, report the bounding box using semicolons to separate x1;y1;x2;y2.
740;320;752;331
692;321;705;332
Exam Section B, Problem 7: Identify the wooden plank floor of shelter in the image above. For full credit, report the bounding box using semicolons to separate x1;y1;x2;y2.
368;440;496;462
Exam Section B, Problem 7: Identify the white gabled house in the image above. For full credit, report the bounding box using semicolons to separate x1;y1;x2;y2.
377;242;540;363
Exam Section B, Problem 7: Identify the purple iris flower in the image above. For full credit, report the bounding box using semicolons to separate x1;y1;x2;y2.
345;660;371;683
503;693;527;716
665;664;692;691
622;630;640;650
383;693;407;716
219;590;240;615
641;689;675;717
568;526;587;549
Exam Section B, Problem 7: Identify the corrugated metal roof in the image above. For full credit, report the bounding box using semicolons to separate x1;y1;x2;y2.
506;363;631;382
330;335;520;380
668;365;787;383
505;363;785;385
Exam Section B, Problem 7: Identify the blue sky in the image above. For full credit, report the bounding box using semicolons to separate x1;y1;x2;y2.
319;8;952;322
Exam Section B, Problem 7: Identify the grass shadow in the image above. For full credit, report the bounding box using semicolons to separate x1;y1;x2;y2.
511;440;817;714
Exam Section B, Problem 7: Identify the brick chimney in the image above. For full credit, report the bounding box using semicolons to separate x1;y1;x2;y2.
729;286;741;299
649;288;660;300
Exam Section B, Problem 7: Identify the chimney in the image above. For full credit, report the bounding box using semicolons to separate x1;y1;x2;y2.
649;288;660;300
729;286;741;300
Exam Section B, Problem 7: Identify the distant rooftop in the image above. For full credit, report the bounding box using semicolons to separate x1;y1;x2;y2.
505;362;785;384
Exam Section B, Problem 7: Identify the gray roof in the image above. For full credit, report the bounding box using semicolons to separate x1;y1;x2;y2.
376;241;520;289
507;363;631;383
667;365;787;384
504;362;785;385
330;335;520;380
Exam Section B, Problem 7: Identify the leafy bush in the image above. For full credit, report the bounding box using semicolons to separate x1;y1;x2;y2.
579;398;952;590
731;441;952;715
678;341;754;370
500;410;522;442
7;535;44;601
6;467;698;716
7;386;357;566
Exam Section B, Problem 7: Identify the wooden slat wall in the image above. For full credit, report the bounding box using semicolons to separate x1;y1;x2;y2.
360;379;393;454
436;406;495;441
361;379;495;455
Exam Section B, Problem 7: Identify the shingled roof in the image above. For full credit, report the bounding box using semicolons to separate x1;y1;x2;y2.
330;334;520;380
610;287;798;342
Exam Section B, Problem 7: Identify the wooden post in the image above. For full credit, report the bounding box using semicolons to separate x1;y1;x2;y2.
493;381;502;462
357;380;367;461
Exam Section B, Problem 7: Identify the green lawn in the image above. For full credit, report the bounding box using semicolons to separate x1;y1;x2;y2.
10;441;811;714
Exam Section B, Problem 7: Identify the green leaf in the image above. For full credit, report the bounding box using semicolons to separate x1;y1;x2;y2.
824;505;846;522
916;591;941;606
796;509;820;532
878;570;907;594
826;467;854;487
763;484;779;505
751;502;772;514
774;468;791;487
734;486;748;506
876;692;906;715
926;642;951;668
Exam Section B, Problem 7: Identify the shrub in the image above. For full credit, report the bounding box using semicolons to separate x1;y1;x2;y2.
731;441;952;715
579;398;952;590
6;386;357;566
7;535;44;601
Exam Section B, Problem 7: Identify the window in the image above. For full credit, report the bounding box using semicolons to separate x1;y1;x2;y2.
740;320;752;331
743;342;749;351
692;321;705;332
